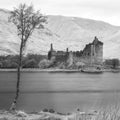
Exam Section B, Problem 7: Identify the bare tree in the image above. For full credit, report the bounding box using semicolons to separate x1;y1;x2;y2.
9;3;47;111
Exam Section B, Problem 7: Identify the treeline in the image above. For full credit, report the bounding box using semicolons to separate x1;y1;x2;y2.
0;54;119;69
0;54;47;68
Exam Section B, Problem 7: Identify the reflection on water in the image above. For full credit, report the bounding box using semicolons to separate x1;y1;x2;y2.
0;72;120;112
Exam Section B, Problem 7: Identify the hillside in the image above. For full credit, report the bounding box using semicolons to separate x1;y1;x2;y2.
0;9;120;58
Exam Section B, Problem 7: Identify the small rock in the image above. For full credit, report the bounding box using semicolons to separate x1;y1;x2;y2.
16;111;28;117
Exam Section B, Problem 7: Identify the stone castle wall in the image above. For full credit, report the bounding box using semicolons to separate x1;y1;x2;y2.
48;36;103;66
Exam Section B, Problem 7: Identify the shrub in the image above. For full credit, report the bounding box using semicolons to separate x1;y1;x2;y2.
43;108;49;112
38;59;51;68
49;109;55;113
23;59;38;68
27;54;47;63
0;62;3;68
104;59;120;69
112;59;119;69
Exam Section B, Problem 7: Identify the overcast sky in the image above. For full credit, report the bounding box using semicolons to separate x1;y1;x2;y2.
0;0;120;26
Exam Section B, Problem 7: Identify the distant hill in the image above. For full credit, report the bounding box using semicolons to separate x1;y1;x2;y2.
0;9;120;59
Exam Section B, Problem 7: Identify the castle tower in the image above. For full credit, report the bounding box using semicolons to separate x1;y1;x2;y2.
50;43;53;51
48;43;53;60
66;48;69;52
48;43;56;60
91;36;103;65
94;36;98;43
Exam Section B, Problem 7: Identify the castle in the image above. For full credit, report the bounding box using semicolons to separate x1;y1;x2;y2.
48;36;103;66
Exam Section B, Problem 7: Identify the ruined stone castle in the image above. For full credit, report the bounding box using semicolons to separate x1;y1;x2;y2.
48;36;103;66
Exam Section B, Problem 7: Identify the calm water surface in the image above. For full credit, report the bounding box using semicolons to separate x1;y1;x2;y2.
0;71;120;113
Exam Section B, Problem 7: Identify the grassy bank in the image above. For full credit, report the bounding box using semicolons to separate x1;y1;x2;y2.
0;107;120;120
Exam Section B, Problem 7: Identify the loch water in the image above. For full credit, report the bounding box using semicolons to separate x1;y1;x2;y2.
0;71;120;113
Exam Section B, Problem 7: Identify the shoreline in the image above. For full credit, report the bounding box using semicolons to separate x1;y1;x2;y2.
0;68;80;73
0;68;119;73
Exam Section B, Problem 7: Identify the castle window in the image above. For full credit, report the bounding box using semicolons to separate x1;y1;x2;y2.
88;53;90;56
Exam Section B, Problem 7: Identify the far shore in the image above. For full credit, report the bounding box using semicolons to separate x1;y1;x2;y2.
0;68;81;73
0;68;119;73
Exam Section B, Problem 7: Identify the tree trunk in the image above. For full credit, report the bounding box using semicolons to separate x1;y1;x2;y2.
10;43;23;111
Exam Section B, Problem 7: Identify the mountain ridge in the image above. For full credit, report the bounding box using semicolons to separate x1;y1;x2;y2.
0;9;120;59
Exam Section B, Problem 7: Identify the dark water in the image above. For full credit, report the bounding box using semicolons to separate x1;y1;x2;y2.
0;71;120;113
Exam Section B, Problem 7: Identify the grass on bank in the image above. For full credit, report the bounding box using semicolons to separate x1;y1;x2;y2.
0;106;120;120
